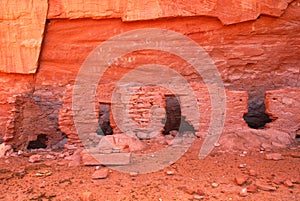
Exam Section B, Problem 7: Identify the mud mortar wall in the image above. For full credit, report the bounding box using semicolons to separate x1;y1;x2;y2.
0;0;299;150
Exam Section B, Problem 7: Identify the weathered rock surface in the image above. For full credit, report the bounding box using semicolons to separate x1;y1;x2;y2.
47;0;294;25
92;168;109;179
265;88;300;137
0;0;48;74
28;154;42;163
265;153;283;160
1;0;297;74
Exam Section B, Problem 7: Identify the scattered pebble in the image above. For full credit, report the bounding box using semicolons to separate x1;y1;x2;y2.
129;172;138;177
211;183;219;188
239;151;248;157
81;191;94;201
35;170;52;177
214;143;220;147
28;154;42;163
57;162;66;166
39;181;46;188
0;144;13;158
193;194;204;200
249;169;256;176
58;153;65;158
235;175;248;185
273;177;283;185
265;153;282;161
166;170;175;175
238;163;247;168
196;189;205;196
247;184;258;193
256;182;277;191
290;153;300;158
17;150;23;155
284;179;294;188
92;168;109;179
45;154;56;160
184;188;195;195
239;188;248;197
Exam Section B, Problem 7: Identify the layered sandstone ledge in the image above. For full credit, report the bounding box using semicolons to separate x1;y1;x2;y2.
0;0;299;151
0;0;296;74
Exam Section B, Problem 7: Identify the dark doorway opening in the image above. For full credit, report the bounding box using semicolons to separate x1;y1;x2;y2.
27;134;48;149
96;103;113;136
296;129;300;141
163;96;181;135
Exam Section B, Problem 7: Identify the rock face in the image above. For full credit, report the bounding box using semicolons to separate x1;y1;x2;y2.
47;0;293;25
265;88;300;137
0;0;48;74
0;0;299;151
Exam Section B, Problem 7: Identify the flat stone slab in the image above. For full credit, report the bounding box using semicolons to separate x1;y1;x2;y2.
92;152;131;165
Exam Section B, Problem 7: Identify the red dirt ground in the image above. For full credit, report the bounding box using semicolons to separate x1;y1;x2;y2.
1;139;300;201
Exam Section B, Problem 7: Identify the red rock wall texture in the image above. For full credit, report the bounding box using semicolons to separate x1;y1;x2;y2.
0;0;299;150
0;0;48;73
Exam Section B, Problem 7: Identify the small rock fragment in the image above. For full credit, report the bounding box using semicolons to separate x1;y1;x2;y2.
273;177;283;185
239;188;248;197
265;153;282;161
214;143;220;147
81;191;94;201
58;153;65;158
184;188;195;195
28;154;42;163
211;183;219;188
247;184;258;193
249;169;256;176
0;144;13;158
283;179;294;188
35;170;52;177
166;170;175;175
17;150;23;156
235;175;248;185
255;182;277;191
92;168;109;179
238;163;247;168
129;172;138;177
193;194;204;200
290;153;300;158
196;189;205;196
45;154;56;160
239;151;247;157
67;154;81;167
57;162;66;166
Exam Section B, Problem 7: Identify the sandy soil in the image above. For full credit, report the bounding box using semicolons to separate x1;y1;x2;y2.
0;139;300;201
